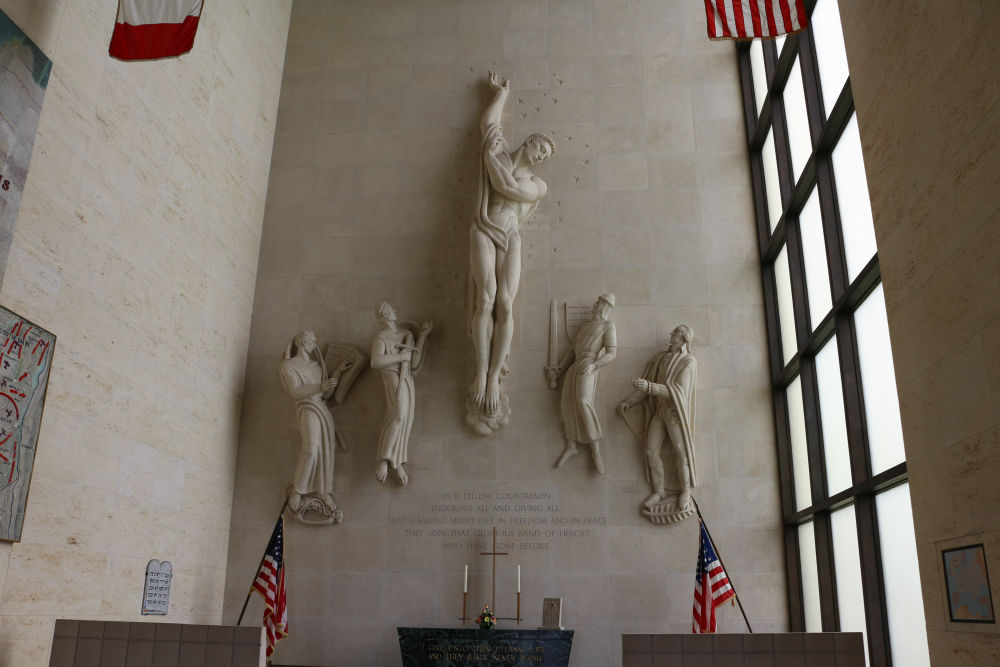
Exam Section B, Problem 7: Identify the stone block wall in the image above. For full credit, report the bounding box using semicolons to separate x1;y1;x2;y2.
0;1;291;664
225;2;786;666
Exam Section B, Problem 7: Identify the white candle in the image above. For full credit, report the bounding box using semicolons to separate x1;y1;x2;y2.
464;565;468;593
517;565;521;593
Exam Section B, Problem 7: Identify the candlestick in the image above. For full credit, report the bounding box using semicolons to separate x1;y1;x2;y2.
464;564;468;593
517;564;521;592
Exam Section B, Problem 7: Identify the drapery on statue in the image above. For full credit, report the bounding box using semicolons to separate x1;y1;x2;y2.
279;331;358;525
545;294;617;474
618;325;698;524
467;71;555;435
371;302;433;486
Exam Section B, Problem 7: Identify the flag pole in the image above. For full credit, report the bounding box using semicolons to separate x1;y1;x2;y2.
237;500;288;626
693;498;753;633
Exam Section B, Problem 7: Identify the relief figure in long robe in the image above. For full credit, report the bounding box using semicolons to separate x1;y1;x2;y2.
280;330;355;525
618;325;698;523
371;302;432;486
546;294;617;474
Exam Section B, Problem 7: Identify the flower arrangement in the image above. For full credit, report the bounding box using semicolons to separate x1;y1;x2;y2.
475;603;496;629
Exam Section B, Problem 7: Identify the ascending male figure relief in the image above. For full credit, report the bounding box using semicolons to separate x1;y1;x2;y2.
546;294;617;474
468;71;555;433
618;325;698;523
371;302;433;486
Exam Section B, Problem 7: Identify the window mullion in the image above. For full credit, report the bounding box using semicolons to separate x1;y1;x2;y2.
797;17;827;146
813;155;849;303
784;215;813;345
798;358;827;508
785;525;807;632
774;389;798;520
813;511;840;631
856;495;892;666
835;315;872;488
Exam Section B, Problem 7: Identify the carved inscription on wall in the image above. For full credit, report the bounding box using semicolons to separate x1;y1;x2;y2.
389;491;608;552
142;559;172;615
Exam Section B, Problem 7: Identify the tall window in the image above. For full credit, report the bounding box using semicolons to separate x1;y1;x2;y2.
736;1;928;665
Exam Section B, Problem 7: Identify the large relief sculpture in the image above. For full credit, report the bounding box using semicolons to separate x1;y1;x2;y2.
467;72;555;435
371;302;433;487
618;325;698;525
280;331;364;525
546;294;617;474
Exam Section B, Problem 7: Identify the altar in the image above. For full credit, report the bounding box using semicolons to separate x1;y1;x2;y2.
397;627;574;667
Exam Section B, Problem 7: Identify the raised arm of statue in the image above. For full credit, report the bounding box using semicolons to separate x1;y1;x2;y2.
480;71;509;133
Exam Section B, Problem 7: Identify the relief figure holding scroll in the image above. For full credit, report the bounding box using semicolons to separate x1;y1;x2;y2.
280;330;358;525
467;71;555;433
546;294;617;474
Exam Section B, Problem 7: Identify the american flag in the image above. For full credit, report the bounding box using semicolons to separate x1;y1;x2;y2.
693;520;735;633
704;0;808;40
251;515;288;657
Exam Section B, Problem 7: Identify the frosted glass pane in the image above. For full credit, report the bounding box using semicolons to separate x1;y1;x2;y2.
787;377;812;511
832;115;876;281
855;284;906;473
762;129;783;232
799;187;832;329
816;337;851;495
812;0;849;117
876;484;930;666
798;521;823;631
784;58;812;185
750;40;768;119
831;505;868;662
774;246;798;365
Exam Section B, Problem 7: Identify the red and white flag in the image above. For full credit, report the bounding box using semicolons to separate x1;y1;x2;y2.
693;520;735;633
704;0;808;40
109;0;203;61
251;515;288;657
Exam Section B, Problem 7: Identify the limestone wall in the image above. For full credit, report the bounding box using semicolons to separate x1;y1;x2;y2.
839;1;1000;663
225;3;786;666
0;1;291;664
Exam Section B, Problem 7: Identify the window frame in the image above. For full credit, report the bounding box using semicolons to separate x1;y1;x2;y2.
735;5;911;665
